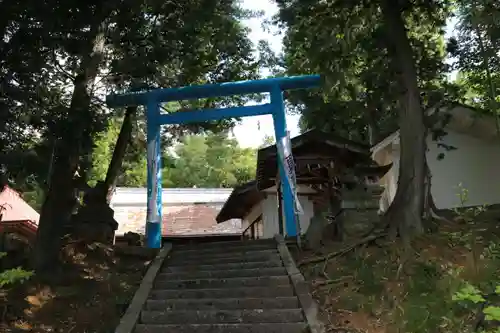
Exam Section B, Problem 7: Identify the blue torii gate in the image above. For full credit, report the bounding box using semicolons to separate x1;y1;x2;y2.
106;75;321;248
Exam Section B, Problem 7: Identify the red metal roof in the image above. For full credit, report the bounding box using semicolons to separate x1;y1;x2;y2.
0;186;39;224
0;186;40;239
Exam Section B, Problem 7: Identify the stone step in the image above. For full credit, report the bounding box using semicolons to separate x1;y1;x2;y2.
155;275;290;289
150;286;295;299
162;260;283;273
174;241;276;254
156;267;287;280
145;297;300;311
141;308;304;324
173;244;278;257
172;249;278;261
167;253;281;266
134;323;309;333
175;239;276;249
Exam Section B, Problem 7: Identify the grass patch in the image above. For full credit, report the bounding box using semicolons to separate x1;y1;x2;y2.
293;219;500;333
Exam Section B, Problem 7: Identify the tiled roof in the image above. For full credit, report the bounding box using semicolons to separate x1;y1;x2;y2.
111;187;241;237
113;204;242;236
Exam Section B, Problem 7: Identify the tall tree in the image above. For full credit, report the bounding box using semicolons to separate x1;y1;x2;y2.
163;132;257;188
88;127;257;188
275;0;453;240
0;0;262;271
275;0;450;143
448;0;500;121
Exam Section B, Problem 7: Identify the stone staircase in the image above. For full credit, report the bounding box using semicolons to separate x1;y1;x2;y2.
133;239;311;333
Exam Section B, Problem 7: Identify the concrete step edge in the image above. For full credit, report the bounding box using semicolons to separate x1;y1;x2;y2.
174;239;276;250
134;323;309;333
149;286;295;299
161;260;283;272
140;308;305;324
152;284;293;292
154;276;291;289
144;297;300;310
155;275;290;285
156;267;287;279
170;249;278;260
167;254;281;264
172;245;278;255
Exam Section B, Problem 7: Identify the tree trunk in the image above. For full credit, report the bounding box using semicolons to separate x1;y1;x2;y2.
33;20;108;273
381;0;426;243
104;106;137;203
367;107;379;145
327;178;343;241
423;160;452;223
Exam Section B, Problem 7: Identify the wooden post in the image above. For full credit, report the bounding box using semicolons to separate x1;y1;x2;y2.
277;181;284;236
275;171;285;237
327;176;343;241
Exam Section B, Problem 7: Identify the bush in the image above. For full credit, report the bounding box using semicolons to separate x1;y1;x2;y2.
0;252;34;287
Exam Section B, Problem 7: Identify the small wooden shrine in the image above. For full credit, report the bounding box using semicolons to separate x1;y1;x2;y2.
217;129;392;243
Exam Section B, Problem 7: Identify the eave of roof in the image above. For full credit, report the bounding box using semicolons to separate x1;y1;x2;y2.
255;129;377;190
370;102;500;156
216;180;265;223
258;129;370;159
0;220;38;239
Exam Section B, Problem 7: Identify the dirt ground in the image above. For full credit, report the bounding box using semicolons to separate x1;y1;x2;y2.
0;241;157;333
291;216;500;333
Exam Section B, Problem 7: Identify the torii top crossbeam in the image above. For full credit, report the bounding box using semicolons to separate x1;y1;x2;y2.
106;75;321;107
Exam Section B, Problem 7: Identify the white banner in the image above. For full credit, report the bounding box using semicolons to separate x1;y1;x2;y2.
277;131;303;215
147;138;160;223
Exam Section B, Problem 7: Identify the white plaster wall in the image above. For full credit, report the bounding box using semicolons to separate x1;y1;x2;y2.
427;131;500;208
375;130;500;210
373;143;399;212
262;195;280;238
260;194;315;239
298;197;314;234
242;202;263;231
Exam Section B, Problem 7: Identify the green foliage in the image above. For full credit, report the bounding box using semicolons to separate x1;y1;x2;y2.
88;128;256;188
0;253;34;287
453;283;486;303
21;184;45;212
484;304;500;321
87;116;148;187
310;220;500;333
0;266;34;287
453;182;488;223
451;253;500;332
448;0;500;113
274;0;456;143
163;132;256;188
259;135;275;148
1;0;262;201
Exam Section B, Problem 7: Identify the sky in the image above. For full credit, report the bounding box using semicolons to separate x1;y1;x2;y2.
232;0;301;148
234;0;459;148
